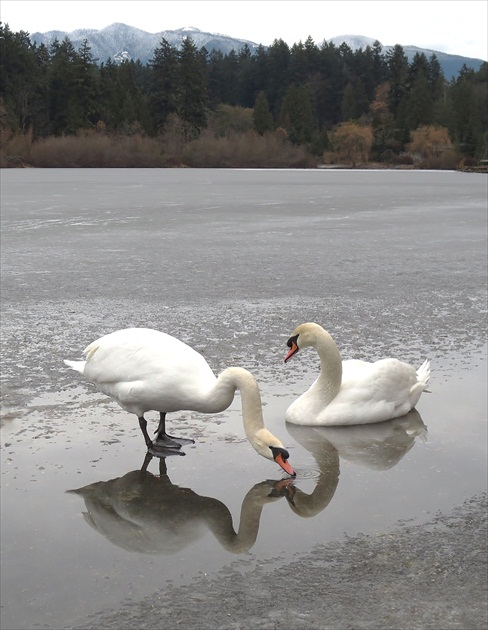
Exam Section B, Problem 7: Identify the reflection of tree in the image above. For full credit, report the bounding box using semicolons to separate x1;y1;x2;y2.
69;454;292;555
285;409;427;516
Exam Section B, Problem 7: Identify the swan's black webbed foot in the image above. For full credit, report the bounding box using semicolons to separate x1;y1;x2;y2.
161;434;195;446
147;440;186;458
153;412;195;448
152;433;195;448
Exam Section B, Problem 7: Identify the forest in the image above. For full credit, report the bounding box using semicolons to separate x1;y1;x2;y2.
1;22;487;168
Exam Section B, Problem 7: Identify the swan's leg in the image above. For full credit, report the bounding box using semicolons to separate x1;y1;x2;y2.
153;412;195;447
138;416;153;447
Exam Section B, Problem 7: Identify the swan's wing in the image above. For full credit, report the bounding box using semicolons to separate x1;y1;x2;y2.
319;358;420;423
83;328;214;385
340;358;418;405
82;328;217;412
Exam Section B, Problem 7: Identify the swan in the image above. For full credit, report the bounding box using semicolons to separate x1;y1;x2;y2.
283;322;430;426
64;328;295;475
69;454;293;554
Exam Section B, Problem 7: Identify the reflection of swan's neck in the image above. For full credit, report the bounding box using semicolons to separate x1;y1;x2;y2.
205;481;282;553
314;329;342;402
285;425;340;517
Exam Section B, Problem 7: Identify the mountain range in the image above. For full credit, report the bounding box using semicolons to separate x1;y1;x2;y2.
30;23;485;80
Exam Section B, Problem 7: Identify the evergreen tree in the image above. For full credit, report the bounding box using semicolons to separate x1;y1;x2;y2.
149;38;179;130
220;49;239;105
280;83;315;144
289;41;308;84
371;41;387;86
206;48;226;108
177;37;207;137
0;23;41;133
48;37;84;134
72;39;100;126
315;41;345;127
252;44;269;95
450;67;480;156
399;68;433;130
385;44;409;117
118;60;153;134
30;42;51;136
341;78;368;121
236;44;256;108
252;90;274;134
266;39;290;116
99;58;125;130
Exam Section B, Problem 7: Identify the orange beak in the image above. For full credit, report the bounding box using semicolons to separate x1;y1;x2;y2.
284;341;299;363
274;452;296;477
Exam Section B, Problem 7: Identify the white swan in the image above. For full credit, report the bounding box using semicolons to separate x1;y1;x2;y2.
64;328;295;475
284;322;430;426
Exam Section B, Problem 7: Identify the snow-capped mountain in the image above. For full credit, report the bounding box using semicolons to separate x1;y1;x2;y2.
330;34;485;78
330;34;381;50
29;24;485;79
30;23;260;63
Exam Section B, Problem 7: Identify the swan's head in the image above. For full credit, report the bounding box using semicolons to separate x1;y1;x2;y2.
284;322;324;362
252;429;296;476
269;446;296;476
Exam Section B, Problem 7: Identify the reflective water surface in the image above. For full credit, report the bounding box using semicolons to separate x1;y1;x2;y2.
1;169;486;629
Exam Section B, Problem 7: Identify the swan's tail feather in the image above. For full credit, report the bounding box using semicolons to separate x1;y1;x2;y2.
416;359;431;390
64;359;86;374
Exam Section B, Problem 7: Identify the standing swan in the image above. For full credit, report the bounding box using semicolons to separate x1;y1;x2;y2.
284;322;430;426
64;328;295;475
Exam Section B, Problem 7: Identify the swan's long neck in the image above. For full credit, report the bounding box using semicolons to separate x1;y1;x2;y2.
313;329;343;403
195;369;239;414
216;367;282;458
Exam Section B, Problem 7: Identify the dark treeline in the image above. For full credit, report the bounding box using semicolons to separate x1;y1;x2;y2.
1;21;487;166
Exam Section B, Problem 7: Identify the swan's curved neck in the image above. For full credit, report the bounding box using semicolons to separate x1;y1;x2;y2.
220;367;266;437
314;329;343;401
198;369;239;414
214;367;281;457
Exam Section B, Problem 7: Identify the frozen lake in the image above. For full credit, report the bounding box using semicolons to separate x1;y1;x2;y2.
1;168;487;629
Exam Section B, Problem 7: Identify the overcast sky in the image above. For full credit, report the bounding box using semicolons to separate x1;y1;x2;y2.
1;0;487;60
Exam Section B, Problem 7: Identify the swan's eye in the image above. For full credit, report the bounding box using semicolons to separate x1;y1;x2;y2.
270;446;290;460
287;335;298;348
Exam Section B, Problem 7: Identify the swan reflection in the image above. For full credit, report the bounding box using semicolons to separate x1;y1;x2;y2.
69;411;427;548
69;453;292;555
284;409;427;516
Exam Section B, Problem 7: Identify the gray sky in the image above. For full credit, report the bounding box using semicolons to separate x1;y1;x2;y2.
1;0;487;60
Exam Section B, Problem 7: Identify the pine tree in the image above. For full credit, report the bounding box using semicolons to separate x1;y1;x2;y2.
399;56;434;130
48;37;84;134
0;24;41;133
280;83;315;144
72;39;100;127
252;90;273;134
266;39;290;117
206;49;225;108
220;49;239;105
385;44;409;117
237;44;256;108
177;37;208;138
149;38;179;130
